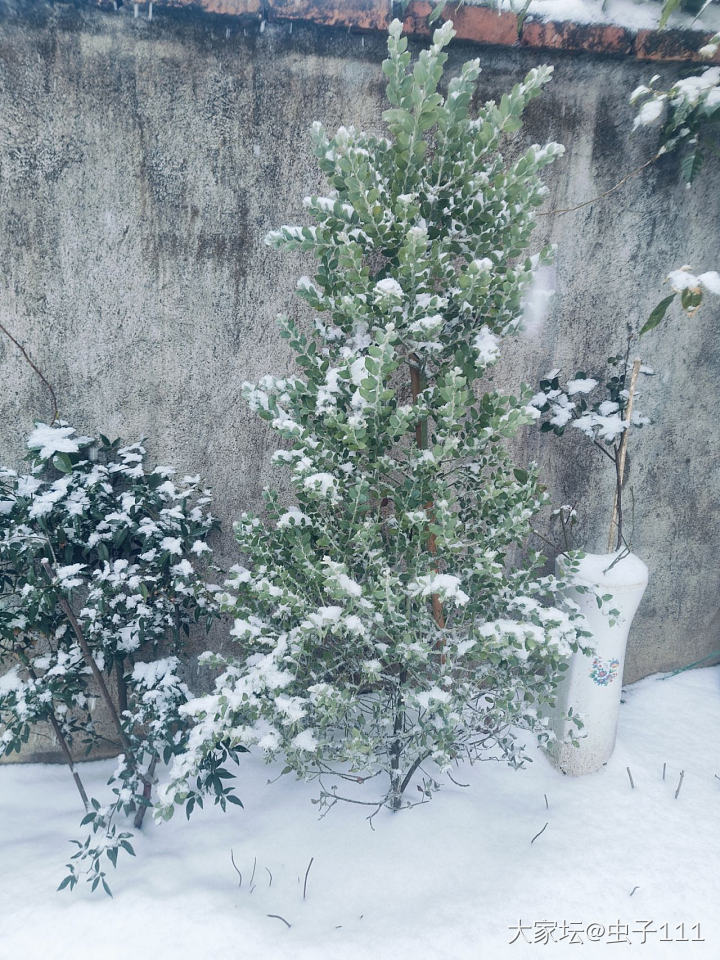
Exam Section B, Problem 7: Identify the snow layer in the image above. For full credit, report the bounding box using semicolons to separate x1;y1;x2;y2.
564;550;650;588
497;0;720;31
0;667;719;960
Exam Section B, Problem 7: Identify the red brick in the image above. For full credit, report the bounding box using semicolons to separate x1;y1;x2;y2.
192;0;262;13
99;0;263;13
403;1;517;45
446;2;518;45
266;0;390;31
402;0;433;37
636;28;720;63
521;19;633;55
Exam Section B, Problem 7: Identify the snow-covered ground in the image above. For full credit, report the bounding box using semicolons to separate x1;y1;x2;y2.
1;667;718;960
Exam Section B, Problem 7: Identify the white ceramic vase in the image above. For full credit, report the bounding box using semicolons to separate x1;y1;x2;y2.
548;550;649;776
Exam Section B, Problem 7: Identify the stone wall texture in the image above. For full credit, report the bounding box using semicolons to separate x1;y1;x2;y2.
1;0;719;758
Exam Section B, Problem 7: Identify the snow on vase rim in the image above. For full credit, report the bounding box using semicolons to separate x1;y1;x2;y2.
557;549;649;590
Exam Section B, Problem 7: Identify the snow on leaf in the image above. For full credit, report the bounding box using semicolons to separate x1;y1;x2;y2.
698;271;720;295
26;424;82;461
566;378;597;395
374;278;403;299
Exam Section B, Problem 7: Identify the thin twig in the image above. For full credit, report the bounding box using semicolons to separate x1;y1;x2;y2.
609;358;642;551
663;762;666;781
303;857;314;901
409;354;445;662
249;856;257;890
25;663;89;811
42;563;125;746
133;756;157;829
0;320;59;423
447;771;470;788
537;154;659;219
530;822;549;845
630;886;639;896
674;770;685;800
267;914;292;929
49;713;90;811
265;866;273;887
230;849;242;888
41;560;142;770
626;766;635;790
544;793;549;810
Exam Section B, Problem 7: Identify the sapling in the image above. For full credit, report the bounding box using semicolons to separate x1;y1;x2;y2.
0;422;222;893
158;18;589;819
530;351;653;553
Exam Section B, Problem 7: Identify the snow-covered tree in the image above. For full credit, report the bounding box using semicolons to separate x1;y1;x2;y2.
159;19;588;818
0;422;221;893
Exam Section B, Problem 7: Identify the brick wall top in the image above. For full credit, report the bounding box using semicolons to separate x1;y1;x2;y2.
91;0;720;64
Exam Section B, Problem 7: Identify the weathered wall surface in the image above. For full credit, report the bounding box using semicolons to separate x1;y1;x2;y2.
0;0;718;757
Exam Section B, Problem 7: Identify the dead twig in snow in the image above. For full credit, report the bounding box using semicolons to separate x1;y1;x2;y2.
675;770;685;800
630;886;639;897
530;822;549;845
303;857;314;901
267;914;292;929
230;849;242;888
626;766;635;790
447;771;469;788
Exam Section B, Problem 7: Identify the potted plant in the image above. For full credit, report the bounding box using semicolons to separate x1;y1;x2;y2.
530;351;652;775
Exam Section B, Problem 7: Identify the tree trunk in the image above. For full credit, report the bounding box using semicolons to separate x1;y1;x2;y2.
409;356;446;661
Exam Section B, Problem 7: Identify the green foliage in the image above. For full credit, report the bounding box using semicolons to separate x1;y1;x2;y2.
631;39;720;186
0;422;222;893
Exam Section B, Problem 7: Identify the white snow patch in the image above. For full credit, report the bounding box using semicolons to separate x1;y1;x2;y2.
1;668;719;958
26;424;78;460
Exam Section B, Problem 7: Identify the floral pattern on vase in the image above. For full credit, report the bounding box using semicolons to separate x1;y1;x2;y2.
590;656;620;687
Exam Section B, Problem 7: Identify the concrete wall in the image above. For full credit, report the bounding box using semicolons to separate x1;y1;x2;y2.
1;1;718;746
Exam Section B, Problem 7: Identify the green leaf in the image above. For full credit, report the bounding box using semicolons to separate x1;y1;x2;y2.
680;285;702;312
640;293;676;335
428;1;446;24
681;150;703;183
53;453;74;474
659;0;681;29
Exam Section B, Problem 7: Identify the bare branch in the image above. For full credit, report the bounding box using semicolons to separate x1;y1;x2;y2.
0;320;59;423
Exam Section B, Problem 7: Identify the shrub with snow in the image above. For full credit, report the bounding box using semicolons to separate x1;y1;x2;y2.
158;19;589;819
630;36;720;331
631;43;720;185
531;356;653;549
0;422;222;893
